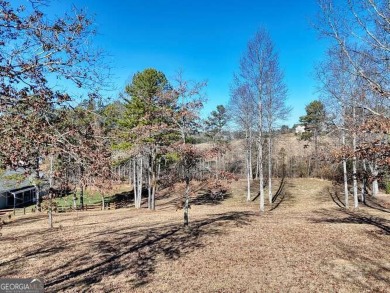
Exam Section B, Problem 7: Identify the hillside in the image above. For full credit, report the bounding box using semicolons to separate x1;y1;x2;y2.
1;178;389;292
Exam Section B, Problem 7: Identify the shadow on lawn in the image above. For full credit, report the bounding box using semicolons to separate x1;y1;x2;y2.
321;236;390;291
311;209;390;235
363;197;390;214
327;186;345;208
108;187;182;209
270;177;289;211
327;184;390;214
2;214;46;228
191;190;231;206
41;211;254;291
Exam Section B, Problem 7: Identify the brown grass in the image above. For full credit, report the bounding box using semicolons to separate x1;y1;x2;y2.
0;178;389;292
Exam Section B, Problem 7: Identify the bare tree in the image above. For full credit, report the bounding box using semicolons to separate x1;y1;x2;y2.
263;56;290;204
170;72;207;226
229;81;257;201
234;28;282;212
316;0;389;103
316;0;390;200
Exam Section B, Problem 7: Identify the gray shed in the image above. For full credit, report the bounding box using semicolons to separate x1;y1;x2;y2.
0;169;36;209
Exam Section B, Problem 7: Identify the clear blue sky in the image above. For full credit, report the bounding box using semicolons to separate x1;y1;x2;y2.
51;0;329;126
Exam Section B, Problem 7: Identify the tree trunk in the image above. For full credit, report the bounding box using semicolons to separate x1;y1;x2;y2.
372;179;379;197
342;127;349;208
49;195;53;228
268;134;272;204
352;106;358;208
133;159;137;208
151;152;156;210
255;141;260;180
246;130;251;201
137;157;143;208
147;155;152;209
79;164;85;209
184;176;190;226
138;157;143;208
129;160;132;185
80;184;84;210
369;160;379;197
258;103;264;212
314;128;319;177
249;128;253;180
73;193;77;209
361;159;367;203
35;157;41;212
49;155;53;188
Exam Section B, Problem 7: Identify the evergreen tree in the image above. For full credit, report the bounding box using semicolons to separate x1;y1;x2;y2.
299;100;326;175
204;105;228;142
120;68;176;210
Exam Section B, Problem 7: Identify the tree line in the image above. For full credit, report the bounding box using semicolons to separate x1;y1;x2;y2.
0;0;388;228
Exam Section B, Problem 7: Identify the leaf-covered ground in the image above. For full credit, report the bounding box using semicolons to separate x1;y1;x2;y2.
1;178;389;292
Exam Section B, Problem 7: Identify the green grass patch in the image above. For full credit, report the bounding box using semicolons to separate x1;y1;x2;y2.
53;190;106;208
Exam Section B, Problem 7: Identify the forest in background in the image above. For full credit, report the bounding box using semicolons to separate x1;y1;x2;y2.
0;0;389;228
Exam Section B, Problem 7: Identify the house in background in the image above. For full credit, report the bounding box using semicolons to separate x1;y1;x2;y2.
295;125;305;135
0;169;36;209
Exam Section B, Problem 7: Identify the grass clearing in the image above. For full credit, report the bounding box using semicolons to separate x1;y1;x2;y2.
0;178;389;292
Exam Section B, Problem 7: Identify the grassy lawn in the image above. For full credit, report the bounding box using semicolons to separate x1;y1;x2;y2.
54;190;103;208
0;178;389;292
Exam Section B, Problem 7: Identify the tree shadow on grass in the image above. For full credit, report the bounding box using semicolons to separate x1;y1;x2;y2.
38;211;254;292
2;214;46;228
363;196;390;214
320;238;390;291
270;177;288;211
105;190;133;207
310;209;390;235
327;186;345;208
191;190;231;206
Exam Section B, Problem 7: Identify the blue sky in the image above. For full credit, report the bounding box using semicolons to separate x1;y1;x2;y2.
50;0;329;126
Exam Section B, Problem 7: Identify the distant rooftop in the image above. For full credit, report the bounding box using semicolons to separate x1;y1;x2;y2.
0;168;33;192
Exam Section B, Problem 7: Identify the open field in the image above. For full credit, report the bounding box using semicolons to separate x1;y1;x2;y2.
1;178;389;292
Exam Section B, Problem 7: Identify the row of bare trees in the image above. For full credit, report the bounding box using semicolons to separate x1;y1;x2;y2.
315;0;389;208
229;28;291;212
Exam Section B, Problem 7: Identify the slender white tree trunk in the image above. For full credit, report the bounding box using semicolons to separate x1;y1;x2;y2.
342;127;349;208
151;152;156;210
361;159;367;203
249;128;253;180
372;179;379;197
246;130;251;201
255;141;260;180
49;155;53;188
133;158;138;208
352;106;358;208
129;160;132;185
138;157;143;208
258;103;264;212
48;191;53;228
101;195;105;210
369;160;379;197
268;134;272;204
